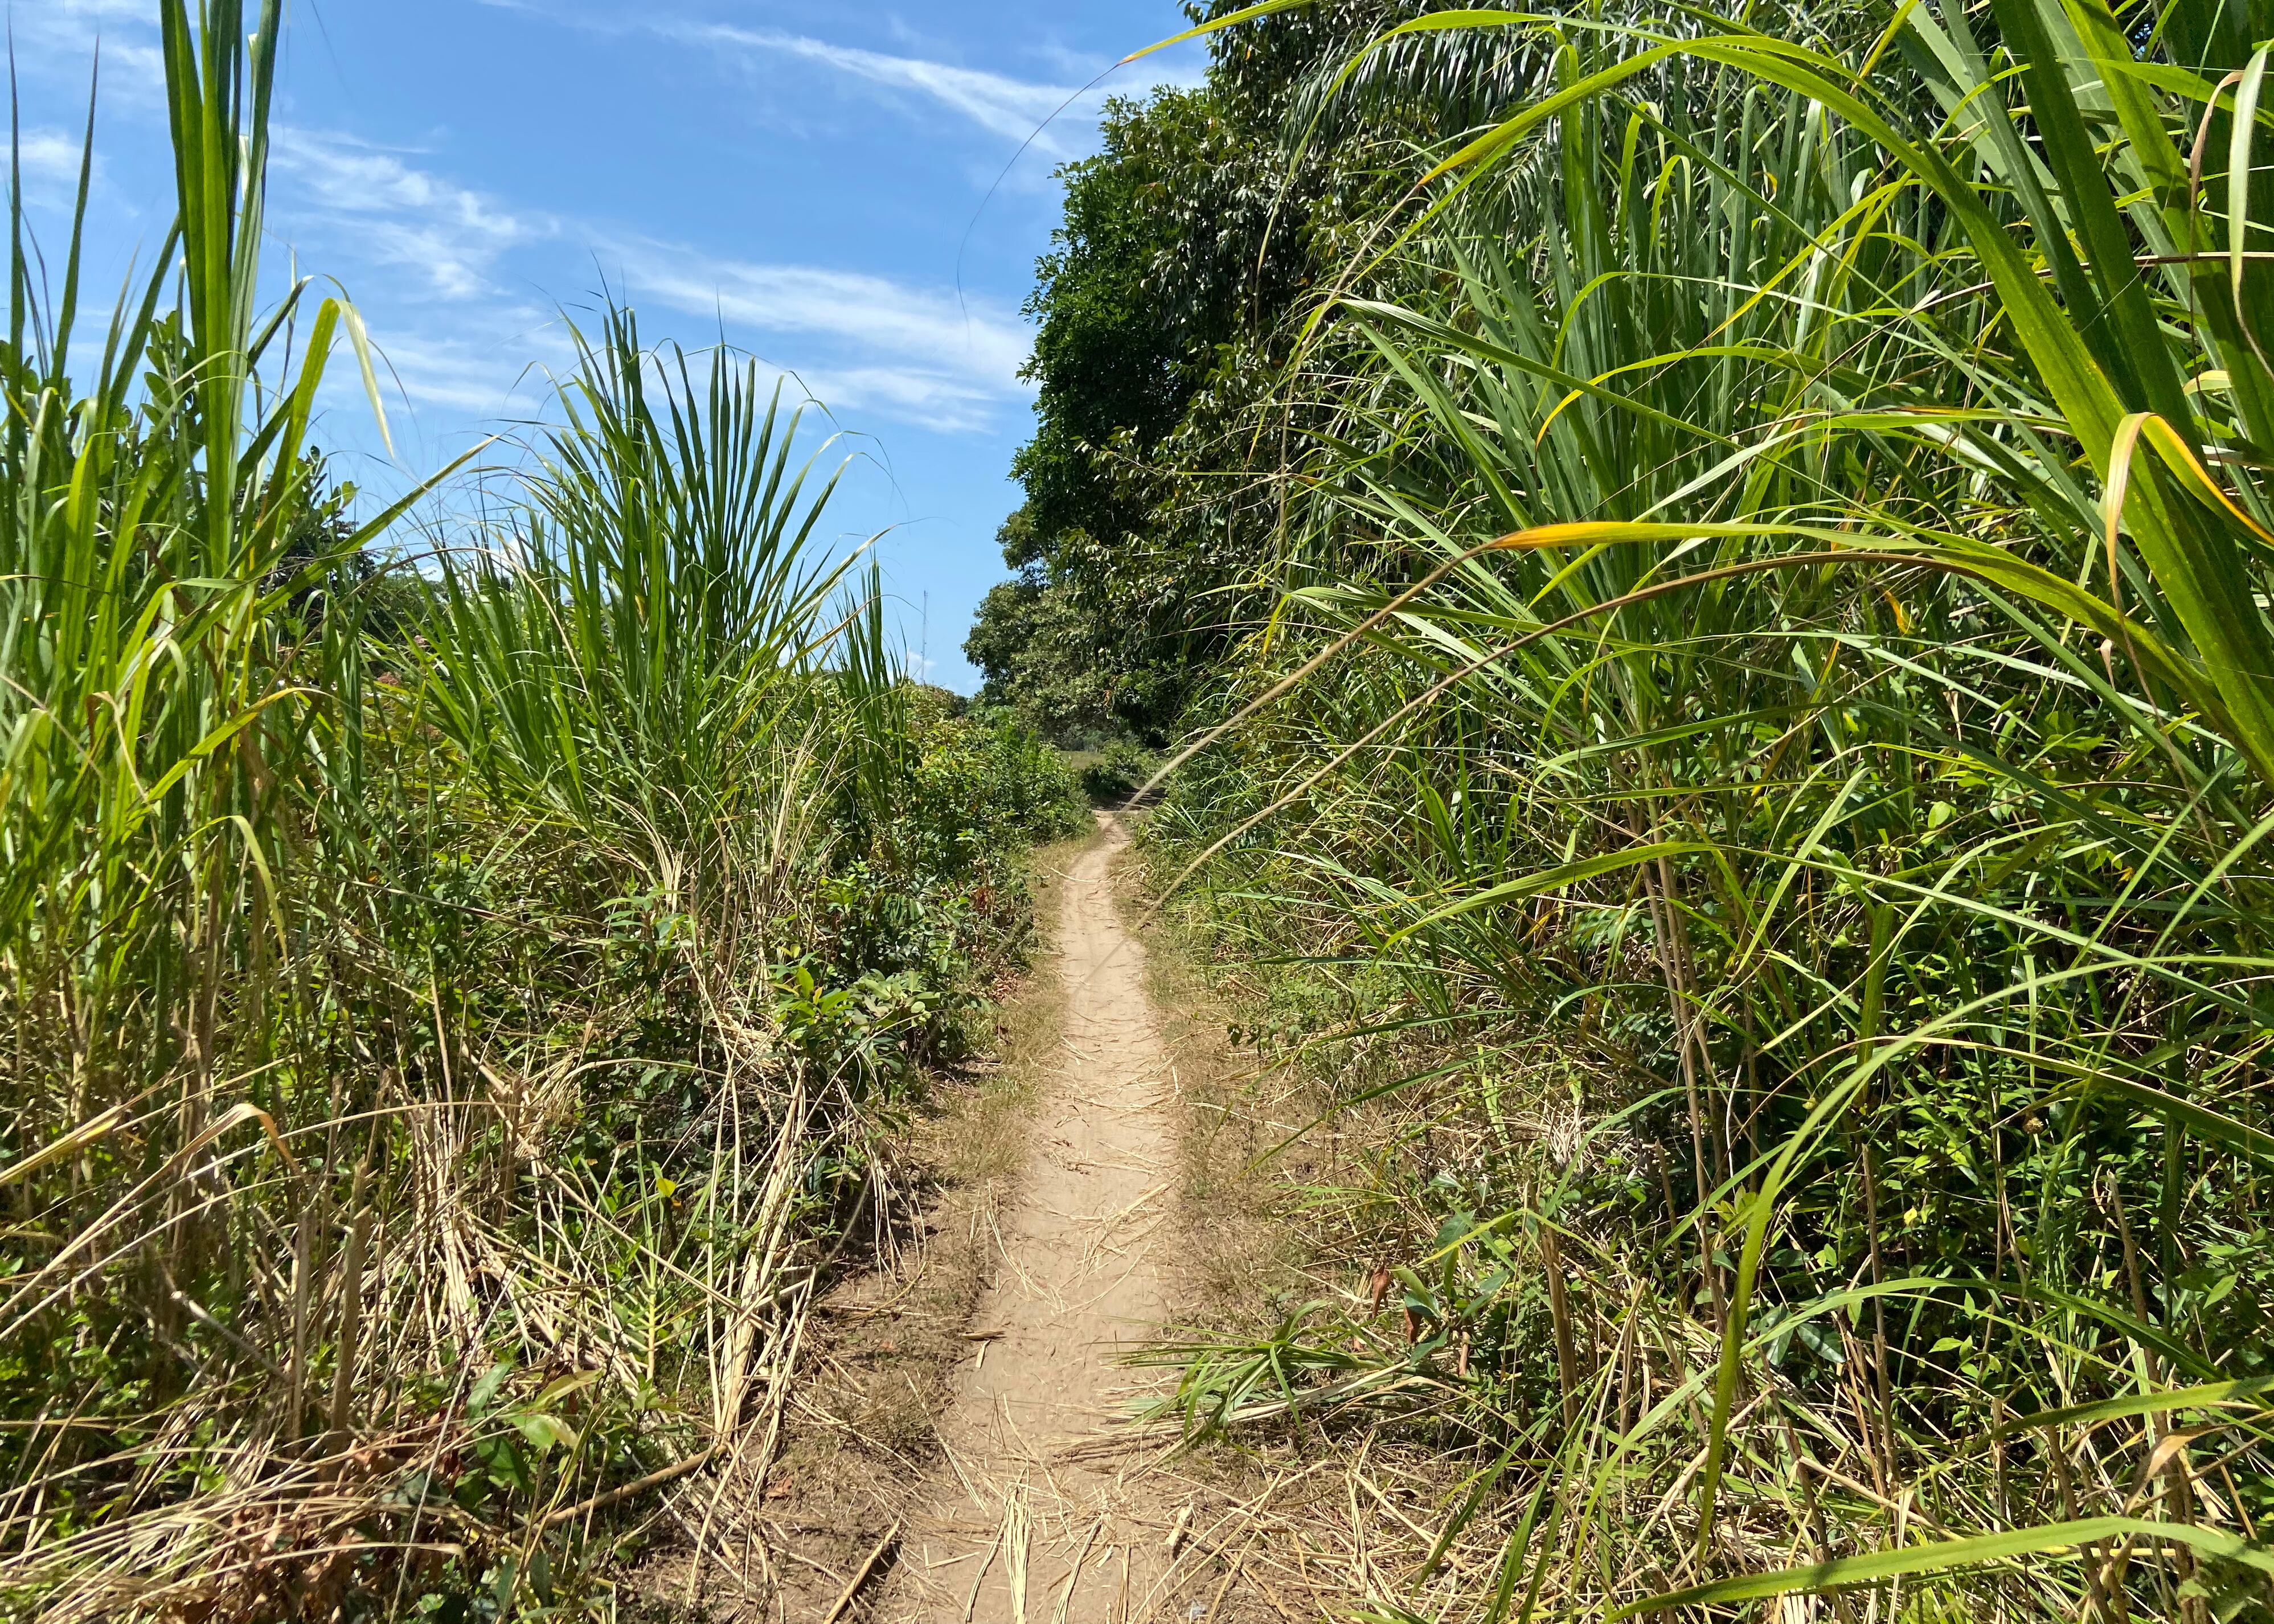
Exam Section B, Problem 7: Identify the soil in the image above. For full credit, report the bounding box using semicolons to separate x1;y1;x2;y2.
652;814;1306;1624
877;812;1183;1624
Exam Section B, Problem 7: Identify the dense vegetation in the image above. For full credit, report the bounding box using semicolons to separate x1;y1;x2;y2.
965;1;1547;745
0;6;1081;1619
20;0;2274;1618
1023;0;2274;1618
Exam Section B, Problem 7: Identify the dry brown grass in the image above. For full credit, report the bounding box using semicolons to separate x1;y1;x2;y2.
1109;822;1602;1624
625;838;1085;1621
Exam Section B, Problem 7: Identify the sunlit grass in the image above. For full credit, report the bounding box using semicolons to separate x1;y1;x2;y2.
1147;1;2274;1618
0;5;1084;1618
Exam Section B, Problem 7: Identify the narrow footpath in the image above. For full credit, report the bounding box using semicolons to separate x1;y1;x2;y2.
882;814;1181;1624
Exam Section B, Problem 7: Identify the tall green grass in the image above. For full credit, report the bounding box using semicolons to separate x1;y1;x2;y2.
1147;0;2274;1617
0;5;1083;1618
423;307;867;839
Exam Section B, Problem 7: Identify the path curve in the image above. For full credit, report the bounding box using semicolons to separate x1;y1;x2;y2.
883;814;1178;1624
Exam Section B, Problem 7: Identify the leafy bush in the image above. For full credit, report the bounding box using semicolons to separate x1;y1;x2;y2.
899;698;1091;881
1077;738;1161;805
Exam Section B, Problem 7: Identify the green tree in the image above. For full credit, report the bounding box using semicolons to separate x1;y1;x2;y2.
980;83;1282;743
972;1;1555;744
966;538;1126;742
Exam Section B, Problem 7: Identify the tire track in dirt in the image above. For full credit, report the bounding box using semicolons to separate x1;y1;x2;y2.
880;813;1181;1624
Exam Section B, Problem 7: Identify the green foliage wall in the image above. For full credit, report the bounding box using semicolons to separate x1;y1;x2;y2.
1133;0;2274;1614
970;1;1572;745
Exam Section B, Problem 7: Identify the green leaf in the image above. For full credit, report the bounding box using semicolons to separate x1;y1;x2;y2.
1994;1374;2274;1440
513;1412;578;1454
1384;842;1714;945
469;1361;513;1416
1613;1520;2274;1618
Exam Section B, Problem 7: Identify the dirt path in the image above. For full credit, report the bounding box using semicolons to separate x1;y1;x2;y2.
880;814;1181;1624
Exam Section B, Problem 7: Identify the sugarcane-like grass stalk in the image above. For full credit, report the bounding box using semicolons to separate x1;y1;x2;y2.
1142;2;2274;1618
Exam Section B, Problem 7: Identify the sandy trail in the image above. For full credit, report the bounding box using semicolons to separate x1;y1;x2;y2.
882;814;1179;1624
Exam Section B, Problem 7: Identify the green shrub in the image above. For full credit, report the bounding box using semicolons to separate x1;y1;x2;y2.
1078;737;1160;804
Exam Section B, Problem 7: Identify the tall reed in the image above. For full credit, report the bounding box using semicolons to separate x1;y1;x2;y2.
0;6;1082;1618
1147;1;2274;1617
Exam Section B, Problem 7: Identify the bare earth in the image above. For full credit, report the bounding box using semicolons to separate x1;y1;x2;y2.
881;814;1181;1624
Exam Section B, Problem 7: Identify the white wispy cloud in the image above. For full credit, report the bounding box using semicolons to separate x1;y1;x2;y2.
271;129;551;302
787;366;1006;435
605;241;1032;433
248;118;1029;436
611;244;1029;380
469;3;1099;153
11;3;1043;439
667;22;1081;147
13;130;96;190
273;207;1028;436
11;1;166;103
357;317;571;417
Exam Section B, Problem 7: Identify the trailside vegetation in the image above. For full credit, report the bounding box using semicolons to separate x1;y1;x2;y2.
966;1;1579;748
0;6;1082;1619
1107;0;2274;1618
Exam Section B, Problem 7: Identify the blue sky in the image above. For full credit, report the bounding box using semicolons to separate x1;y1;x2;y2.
9;0;1207;691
